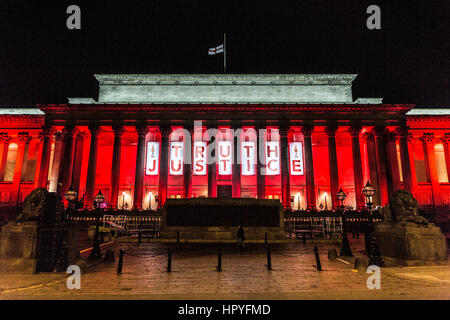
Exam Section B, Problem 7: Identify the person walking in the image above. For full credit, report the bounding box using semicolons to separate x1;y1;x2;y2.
237;225;245;249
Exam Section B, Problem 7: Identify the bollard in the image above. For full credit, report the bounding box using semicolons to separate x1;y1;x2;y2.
302;233;306;245
117;248;124;274
266;244;272;270
167;247;172;272
138;230;142;244
176;231;180;245
264;232;268;245
314;246;322;271
216;247;222;272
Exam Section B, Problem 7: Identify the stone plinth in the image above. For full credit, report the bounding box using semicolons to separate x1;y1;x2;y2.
0;221;79;273
0;221;39;273
374;222;447;267
161;198;285;241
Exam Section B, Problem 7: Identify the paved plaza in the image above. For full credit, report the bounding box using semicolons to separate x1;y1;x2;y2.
0;239;449;300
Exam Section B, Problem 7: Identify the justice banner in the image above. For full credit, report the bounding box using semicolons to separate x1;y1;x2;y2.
169;141;184;175
193;141;207;175
289;142;304;175
241;141;256;175
265;141;280;175
145;142;159;175
218;141;232;175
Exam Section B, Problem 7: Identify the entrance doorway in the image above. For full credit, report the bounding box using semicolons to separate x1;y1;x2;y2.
217;185;232;199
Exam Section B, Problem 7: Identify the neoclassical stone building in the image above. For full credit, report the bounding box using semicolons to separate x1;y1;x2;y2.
0;74;448;219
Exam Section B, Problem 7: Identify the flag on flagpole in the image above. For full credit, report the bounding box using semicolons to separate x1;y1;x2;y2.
208;44;224;55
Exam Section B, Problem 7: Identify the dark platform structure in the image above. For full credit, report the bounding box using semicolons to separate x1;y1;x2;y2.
161;198;285;241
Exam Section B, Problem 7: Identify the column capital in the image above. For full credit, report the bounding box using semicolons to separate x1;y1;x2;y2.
88;123;101;137
374;126;387;137
77;131;89;140
62;125;77;137
159;125;171;138
112;124;125;137
361;132;374;142
441;133;450;144
384;131;398;142
396;125;410;138
407;133;414;142
255;123;266;131
421;132;435;143
325;125;338;137
301;126;314;137
278;125;290;138
0;133;10;143
54;131;63;141
17;132;31;143
348;126;362;138
184;125;195;135
41;125;55;138
136;125;149;137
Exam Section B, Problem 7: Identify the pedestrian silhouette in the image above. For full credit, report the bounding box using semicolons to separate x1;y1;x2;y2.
237;225;245;249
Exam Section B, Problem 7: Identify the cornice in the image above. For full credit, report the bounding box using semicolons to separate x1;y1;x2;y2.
37;103;414;114
94;74;358;85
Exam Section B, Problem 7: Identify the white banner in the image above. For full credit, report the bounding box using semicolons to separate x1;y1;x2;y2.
193;141;207;175
169;141;184;175
265;141;280;175
146;142;159;175
289;142;304;175
218;141;232;175
241;141;255;176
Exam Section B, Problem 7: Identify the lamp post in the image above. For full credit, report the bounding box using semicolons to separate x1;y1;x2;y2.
337;187;352;256
336;188;346;210
64;185;78;221
361;181;382;266
362;181;375;212
89;189;105;261
324;192;328;211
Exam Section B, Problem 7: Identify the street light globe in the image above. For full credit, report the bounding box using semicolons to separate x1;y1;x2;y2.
95;189;105;204
64;187;78;202
362;181;375;198
336;188;347;202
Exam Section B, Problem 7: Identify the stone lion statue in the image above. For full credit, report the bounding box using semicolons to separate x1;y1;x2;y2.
15;188;51;223
382;190;429;225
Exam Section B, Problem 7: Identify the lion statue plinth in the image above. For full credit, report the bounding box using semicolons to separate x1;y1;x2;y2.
381;190;430;226
15;188;54;224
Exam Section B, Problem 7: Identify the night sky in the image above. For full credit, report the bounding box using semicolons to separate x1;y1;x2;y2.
0;0;448;107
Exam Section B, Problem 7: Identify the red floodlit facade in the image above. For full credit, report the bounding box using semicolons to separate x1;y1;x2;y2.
0;74;448;219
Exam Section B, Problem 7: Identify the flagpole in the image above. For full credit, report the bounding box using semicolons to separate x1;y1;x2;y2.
224;33;226;73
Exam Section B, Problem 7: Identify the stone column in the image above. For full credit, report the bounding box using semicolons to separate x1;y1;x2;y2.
256;124;266;199
441;133;450;183
362;132;381;206
280;125;290;208
373;126;390;206
421;133;441;207
326;125;340;209
302;125;316;209
37;125;54;189
110;124;124;209
0;133;11;181
11;132;30;205
84;124;100;206
385;131;402;195
58;125;77;197
133;125;148;209
47;132;62;192
349;126;366;209
232;125;242;198
158;126;171;207
207;125;217;197
396;126;414;193
183;125;193;198
71;132;87;194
